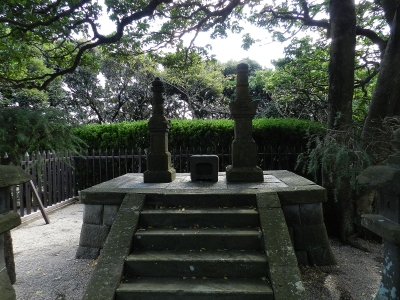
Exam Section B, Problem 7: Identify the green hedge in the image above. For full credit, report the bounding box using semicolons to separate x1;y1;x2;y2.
73;118;325;150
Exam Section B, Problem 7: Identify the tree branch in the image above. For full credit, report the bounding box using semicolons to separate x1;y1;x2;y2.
263;5;388;53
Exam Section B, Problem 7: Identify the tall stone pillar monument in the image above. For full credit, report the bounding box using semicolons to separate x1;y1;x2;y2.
143;77;176;183
226;63;263;182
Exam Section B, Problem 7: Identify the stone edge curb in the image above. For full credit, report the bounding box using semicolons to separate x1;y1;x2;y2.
257;191;306;300
80;186;327;206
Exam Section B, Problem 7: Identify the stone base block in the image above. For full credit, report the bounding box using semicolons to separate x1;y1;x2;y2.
76;246;100;259
226;165;264;182
190;155;219;182
293;223;336;266
78;223;110;248
295;250;309;265
103;205;120;226
83;204;103;225
143;168;176;183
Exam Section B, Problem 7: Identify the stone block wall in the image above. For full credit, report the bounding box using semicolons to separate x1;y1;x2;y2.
282;203;335;265
76;204;120;259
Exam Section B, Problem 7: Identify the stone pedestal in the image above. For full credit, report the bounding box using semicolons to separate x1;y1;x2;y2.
226;64;263;182
357;129;400;300
78;170;335;266
143;77;176;183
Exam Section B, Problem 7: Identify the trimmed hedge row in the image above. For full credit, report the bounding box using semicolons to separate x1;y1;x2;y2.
73;118;325;150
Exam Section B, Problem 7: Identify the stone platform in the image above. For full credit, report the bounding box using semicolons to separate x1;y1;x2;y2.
77;170;335;266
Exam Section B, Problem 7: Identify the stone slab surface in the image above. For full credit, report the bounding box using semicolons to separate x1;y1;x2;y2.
133;228;262;251
125;250;267;278
0;166;32;188
80;171;326;206
362;214;400;244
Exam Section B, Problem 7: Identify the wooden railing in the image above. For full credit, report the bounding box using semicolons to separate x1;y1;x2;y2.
7;146;304;217
9;152;76;217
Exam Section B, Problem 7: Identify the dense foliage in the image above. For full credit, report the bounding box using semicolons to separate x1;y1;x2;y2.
73;117;323;150
0;107;84;164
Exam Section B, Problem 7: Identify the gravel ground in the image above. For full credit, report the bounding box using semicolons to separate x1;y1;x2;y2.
10;202;383;300
11;202;95;300
301;238;383;299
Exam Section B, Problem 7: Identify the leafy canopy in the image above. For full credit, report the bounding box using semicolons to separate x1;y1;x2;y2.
0;0;253;89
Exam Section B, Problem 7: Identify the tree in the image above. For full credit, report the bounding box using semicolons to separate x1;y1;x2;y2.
328;0;356;130
324;0;357;243
0;107;84;165
0;0;248;90
265;37;330;122
362;4;400;160
247;0;388;121
245;0;396;242
248;0;388;56
62;51;156;124
160;46;228;119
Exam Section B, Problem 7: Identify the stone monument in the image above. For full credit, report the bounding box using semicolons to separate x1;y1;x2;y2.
0;165;29;300
357;128;400;300
226;63;263;182
143;77;176;183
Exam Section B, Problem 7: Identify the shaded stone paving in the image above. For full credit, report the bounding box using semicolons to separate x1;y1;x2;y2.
116;172;288;189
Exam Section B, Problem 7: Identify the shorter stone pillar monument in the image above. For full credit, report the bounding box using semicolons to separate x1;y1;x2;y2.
144;77;176;183
357;129;400;300
0;165;29;300
226;63;263;182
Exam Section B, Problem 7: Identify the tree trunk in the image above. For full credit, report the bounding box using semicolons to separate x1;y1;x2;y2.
326;0;356;242
362;4;400;158
328;0;356;129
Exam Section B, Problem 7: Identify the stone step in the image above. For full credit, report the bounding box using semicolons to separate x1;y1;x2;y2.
139;208;260;228
115;277;274;300
144;192;257;208
133;228;263;251
125;250;268;278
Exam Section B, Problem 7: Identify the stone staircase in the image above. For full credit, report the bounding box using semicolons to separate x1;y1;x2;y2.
115;193;274;300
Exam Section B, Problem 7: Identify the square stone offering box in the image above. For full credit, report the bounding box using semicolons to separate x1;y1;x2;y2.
190;155;219;182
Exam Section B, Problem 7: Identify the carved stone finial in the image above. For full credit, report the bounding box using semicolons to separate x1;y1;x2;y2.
229;63;259;117
152;77;164;93
151;77;165;109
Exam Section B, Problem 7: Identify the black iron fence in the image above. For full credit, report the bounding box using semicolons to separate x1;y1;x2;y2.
8;146;304;217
